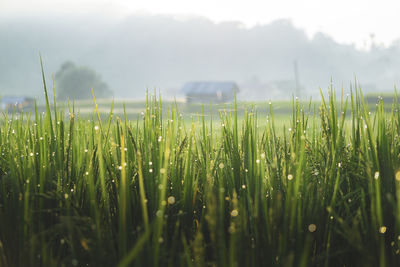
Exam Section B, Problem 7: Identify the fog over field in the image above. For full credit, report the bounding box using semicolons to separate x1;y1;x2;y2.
1;14;400;100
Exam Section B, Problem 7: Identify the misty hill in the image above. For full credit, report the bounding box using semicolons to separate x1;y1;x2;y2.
1;15;400;100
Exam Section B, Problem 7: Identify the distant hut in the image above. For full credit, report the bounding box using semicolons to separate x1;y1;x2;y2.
0;96;34;112
181;81;238;103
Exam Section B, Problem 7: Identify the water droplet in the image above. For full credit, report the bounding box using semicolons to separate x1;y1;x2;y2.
379;226;387;234
374;171;379;180
231;209;239;217
168;196;175;204
308;224;317;232
156;210;163;217
395;171;400;181
287;174;293;181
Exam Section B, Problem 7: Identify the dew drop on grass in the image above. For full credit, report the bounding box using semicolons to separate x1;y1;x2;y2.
374;171;379;180
287;174;293;181
149;169;153;173
219;162;224;169
308;224;317;232
156;210;163;217
168;196;175;204
231;209;238;217
395;171;400;181
379;226;387;234
242;184;246;189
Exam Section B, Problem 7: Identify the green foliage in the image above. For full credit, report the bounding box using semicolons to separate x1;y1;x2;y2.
1;73;400;267
55;61;112;100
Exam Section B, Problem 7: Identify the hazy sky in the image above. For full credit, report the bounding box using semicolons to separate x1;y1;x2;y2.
2;0;399;48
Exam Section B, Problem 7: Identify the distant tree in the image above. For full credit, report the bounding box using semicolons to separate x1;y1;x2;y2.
55;61;112;100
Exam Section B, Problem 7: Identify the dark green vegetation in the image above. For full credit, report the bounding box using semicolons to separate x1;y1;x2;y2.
1;73;400;267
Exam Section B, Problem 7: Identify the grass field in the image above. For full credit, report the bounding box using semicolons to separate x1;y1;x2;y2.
1;68;400;267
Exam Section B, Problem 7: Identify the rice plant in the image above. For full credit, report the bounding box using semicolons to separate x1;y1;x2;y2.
1;65;400;266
